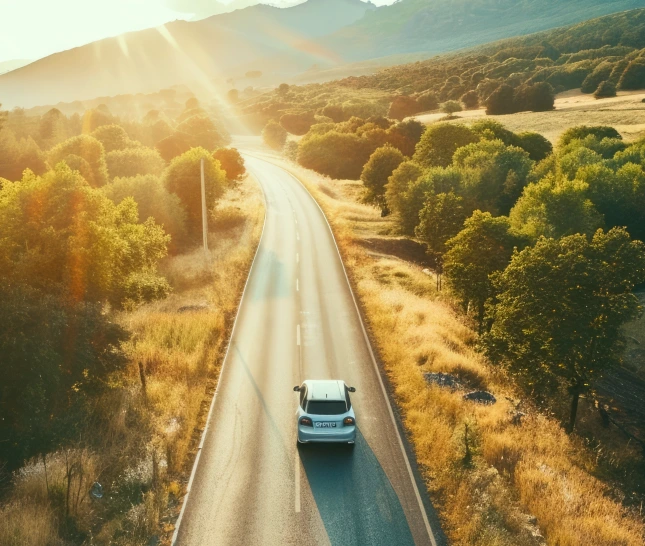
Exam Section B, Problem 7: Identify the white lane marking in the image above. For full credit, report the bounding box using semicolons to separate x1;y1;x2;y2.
296;231;300;241
295;218;298;224
296;278;299;292
296;324;301;346
282;168;439;546
295;451;301;513
296;253;299;264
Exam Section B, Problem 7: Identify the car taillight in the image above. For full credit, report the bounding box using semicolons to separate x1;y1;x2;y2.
343;417;355;426
299;417;313;427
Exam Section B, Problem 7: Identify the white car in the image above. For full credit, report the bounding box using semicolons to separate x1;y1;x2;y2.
294;380;357;445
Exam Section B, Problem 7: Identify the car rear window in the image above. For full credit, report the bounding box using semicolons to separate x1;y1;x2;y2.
306;401;347;415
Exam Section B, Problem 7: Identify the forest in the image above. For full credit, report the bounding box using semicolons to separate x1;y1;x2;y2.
0;96;258;544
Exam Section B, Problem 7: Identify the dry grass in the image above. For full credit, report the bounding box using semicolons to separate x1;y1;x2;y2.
416;90;645;143
0;174;264;546
267;156;645;546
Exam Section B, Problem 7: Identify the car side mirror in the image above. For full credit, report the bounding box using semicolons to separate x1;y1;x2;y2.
348;387;356;393
293;386;300;392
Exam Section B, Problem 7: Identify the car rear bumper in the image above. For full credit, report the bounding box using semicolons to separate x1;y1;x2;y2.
297;425;356;444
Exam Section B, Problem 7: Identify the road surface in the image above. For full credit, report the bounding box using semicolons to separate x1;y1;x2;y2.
173;153;442;546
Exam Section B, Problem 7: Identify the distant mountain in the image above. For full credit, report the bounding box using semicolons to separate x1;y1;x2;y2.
0;0;376;108
323;0;645;60
0;59;32;75
1;0;643;108
164;0;303;21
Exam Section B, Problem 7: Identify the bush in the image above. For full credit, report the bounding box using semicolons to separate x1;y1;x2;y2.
91;124;134;152
298;131;370;180
460;90;479;109
262;120;287;150
176;114;227;150
558;125;622;147
514;132;553;162
416;91;439;111
514;82;555;112
485;84;516;115
156;132;192;163
280;111;315;136
388;96;420;121
442;100;463;117
413;123;479;169
618;58;645;90
106;147;165;179
594;80;617;99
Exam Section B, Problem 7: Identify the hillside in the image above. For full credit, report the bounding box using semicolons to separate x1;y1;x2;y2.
324;0;645;60
0;0;376;108
1;0;643;109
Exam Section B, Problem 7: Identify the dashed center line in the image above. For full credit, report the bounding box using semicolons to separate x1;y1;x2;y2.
296;278;299;292
296;231;300;241
296;324;301;346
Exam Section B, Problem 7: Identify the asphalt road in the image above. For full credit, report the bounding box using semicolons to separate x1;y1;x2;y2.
173;153;442;546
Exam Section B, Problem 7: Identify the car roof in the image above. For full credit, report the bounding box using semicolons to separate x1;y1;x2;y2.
304;380;345;401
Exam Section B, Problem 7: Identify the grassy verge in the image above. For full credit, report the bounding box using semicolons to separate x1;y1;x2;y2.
0;174;264;546
267;156;645;546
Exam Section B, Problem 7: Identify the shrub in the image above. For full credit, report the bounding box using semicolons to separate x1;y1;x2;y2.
594;80;617;99
416;91;439;111
514;82;555;112
176;114;227;150
91;124;134;152
156;132;192;163
388;96;420;121
485;84;516;115
618;58;645;90
262;120;287;150
280;111;315;136
413;123;479;169
460;90;479;109
514;132;553;162
442;100;463;117
558;125;622;148
298;131;370;180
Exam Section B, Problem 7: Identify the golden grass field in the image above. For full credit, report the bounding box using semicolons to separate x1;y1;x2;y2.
416;90;645;143
262;153;645;546
0;174;264;546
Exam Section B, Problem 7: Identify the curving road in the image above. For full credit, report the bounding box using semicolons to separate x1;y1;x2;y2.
172;152;443;546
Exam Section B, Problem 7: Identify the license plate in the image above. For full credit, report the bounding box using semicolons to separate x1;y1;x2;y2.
315;422;336;428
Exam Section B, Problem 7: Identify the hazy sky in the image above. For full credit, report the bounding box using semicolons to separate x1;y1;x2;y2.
0;0;396;64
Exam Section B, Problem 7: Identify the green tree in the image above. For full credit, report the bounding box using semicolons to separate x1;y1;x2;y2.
413;123;479;169
81;108;113;133
558;125;621;148
0;285;128;470
361;145;405;212
91;124;135;152
483;228;645;433
106;147;165;179
453;139;534;214
388;96;420;121
416;91;439;112
176;114;226;150
509;176;603;241
485;84;516;115
297;131;370;179
213;147;246;182
262;120;288;150
38;108;67;147
385;161;424;228
103;174;188;254
460;90;479;109
0;103;6;132
514;82;555;112
618;59;645;90
416;192;467;289
0;164;170;305
163;147;227;239
514;132;553;162
280;111;315;136
48;134;109;187
156;132;192;163
444;211;520;328
594;80;617;99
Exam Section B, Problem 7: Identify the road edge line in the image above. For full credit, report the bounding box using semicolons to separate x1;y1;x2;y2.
281;168;439;546
170;168;268;546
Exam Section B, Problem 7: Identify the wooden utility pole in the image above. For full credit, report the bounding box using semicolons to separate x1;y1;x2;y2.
201;158;209;252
